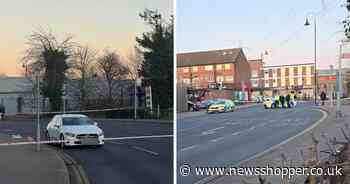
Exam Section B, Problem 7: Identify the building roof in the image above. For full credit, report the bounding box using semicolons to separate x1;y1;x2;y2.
0;77;31;94
248;59;263;63
264;63;314;69
177;48;243;67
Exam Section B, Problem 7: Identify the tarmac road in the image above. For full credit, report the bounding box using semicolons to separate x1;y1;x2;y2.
0;118;173;184
177;103;323;184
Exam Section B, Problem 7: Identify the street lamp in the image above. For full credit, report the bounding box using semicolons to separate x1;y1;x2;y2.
304;15;318;105
22;64;41;151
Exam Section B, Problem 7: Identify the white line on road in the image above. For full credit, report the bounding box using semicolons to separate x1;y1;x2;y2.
132;146;159;156
103;135;173;141
107;141;159;156
246;126;256;132
194;108;328;184
181;145;198;152
210;137;225;143
225;122;240;126
0;135;173;146
231;131;242;136
201;126;225;136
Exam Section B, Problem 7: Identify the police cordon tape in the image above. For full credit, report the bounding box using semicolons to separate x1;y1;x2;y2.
0;134;173;146
17;107;131;116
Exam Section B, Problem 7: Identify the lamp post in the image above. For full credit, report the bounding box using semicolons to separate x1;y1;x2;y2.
304;15;318;105
22;64;41;151
134;78;142;120
336;41;345;117
330;65;334;107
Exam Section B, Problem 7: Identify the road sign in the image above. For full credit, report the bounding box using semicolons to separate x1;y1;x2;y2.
145;86;152;111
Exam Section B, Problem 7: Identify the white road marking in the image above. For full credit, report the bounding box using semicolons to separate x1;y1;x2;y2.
194;108;328;184
225;122;240;126
231;131;241;136
103;134;173;141
201;126;225;136
246;126;256;132
131;146;159;156
0;135;173;146
181;145;198;152
210;137;225;143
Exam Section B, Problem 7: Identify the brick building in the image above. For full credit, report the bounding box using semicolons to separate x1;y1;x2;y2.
317;68;350;98
248;59;264;95
261;63;315;99
176;48;251;93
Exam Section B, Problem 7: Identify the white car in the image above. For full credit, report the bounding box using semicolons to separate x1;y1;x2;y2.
46;114;104;148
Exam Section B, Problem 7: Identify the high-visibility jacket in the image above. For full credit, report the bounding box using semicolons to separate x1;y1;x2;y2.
274;95;280;101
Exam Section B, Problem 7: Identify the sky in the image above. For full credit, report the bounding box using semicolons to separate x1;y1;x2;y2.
0;0;172;76
176;0;348;69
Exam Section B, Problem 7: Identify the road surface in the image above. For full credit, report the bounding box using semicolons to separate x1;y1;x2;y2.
177;103;323;184
0;118;173;184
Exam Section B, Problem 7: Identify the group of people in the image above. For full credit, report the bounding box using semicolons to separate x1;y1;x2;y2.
273;93;297;108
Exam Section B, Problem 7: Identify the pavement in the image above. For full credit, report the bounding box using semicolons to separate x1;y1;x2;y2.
0;133;69;184
199;104;350;184
0;118;173;184
177;102;324;184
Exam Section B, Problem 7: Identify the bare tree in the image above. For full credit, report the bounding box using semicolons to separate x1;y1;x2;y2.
21;27;76;111
97;49;129;105
70;45;97;109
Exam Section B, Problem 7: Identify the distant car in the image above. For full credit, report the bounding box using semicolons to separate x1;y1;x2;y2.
263;97;274;109
199;99;215;109
46;114;104;148
207;99;235;113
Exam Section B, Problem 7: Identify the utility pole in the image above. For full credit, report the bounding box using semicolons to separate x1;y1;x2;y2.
314;16;318;106
36;75;40;152
304;15;318;105
134;79;137;120
134;78;142;120
336;43;343;118
330;65;334;107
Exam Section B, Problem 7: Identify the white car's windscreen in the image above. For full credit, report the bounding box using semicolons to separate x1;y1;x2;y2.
62;117;94;126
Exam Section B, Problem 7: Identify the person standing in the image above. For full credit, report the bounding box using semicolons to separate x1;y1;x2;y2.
274;95;280;108
286;93;291;108
320;91;327;106
279;95;285;108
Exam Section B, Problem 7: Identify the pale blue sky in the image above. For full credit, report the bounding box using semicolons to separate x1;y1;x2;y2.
176;0;347;69
0;0;172;76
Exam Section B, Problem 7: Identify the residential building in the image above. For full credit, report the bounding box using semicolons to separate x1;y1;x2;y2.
318;68;350;98
317;69;336;99
262;63;315;99
176;48;251;93
0;76;32;114
248;59;264;95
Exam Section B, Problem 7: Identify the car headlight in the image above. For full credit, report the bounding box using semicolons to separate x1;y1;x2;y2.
64;132;75;137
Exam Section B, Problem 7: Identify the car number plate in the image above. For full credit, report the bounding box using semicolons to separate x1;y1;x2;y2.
81;138;99;145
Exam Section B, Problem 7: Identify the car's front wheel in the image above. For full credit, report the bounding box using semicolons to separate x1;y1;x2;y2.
60;134;65;149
